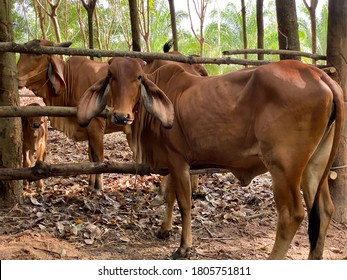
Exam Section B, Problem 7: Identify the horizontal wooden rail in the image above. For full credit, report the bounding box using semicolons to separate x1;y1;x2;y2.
223;49;326;61
0;42;271;66
0;42;328;67
0;160;229;181
0;105;110;118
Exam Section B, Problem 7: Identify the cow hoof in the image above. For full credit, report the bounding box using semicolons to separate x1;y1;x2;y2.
170;248;190;260
88;187;102;196
36;181;44;193
156;228;172;239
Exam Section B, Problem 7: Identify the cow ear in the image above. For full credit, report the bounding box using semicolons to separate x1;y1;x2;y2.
48;56;66;95
141;76;174;129
77;77;110;127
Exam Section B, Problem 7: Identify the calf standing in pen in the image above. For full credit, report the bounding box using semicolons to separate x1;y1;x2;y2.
77;57;343;260
22;103;48;192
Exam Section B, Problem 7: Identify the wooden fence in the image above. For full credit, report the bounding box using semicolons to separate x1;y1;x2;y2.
0;42;329;182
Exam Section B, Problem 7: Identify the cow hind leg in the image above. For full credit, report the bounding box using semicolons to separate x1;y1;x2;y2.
268;168;305;260
302;124;335;259
169;163;192;259
308;181;334;259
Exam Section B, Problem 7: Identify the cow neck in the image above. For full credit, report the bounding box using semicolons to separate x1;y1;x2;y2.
26;67;49;96
132;95;141;115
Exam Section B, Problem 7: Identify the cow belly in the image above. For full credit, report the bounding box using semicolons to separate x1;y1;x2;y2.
192;148;267;185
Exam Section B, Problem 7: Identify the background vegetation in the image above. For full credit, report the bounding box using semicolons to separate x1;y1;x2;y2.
12;0;328;74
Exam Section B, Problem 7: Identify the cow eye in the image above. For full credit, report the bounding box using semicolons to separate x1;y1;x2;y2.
107;72;112;78
137;75;142;81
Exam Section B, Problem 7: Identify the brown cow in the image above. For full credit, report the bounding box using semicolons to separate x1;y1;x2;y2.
143;39;208;77
17;39;123;193
22;103;48;191
144;39;208;205
77;58;344;260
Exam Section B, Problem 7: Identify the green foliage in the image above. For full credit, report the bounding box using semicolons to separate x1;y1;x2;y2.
12;0;328;73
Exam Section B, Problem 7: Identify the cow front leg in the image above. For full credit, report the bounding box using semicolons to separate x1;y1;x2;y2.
169;163;192;259
87;119;105;193
88;142;104;193
35;141;46;193
156;175;176;239
22;149;31;188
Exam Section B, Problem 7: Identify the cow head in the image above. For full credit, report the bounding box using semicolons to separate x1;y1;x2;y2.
22;103;47;152
77;57;174;129
17;39;72;96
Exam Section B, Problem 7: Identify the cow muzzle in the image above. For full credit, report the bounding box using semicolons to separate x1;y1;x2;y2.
113;113;133;125
18;78;26;89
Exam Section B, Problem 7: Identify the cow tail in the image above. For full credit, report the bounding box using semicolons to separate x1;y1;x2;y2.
308;73;344;252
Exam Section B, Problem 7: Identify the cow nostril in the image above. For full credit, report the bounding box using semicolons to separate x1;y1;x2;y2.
114;113;131;125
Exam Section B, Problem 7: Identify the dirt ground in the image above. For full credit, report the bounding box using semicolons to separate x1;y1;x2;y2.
0;92;346;260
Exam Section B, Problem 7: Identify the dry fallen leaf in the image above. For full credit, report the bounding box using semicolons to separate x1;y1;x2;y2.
30;196;42;206
84;238;94;245
56;221;65;234
120;236;130;243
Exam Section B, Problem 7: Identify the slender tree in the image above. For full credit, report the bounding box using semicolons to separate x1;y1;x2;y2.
168;0;178;51
256;0;264;60
138;0;151;51
36;0;47;39
275;0;301;60
241;0;247;61
0;0;23;208
326;0;347;223
36;0;63;42
81;0;97;59
128;0;142;51
76;1;88;48
303;0;318;64
187;0;209;57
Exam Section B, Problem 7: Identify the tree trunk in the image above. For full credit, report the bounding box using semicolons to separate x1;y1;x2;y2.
35;0;62;42
256;0;264;60
303;0;318;64
187;0;208;57
168;0;178;51
241;0;248;61
128;0;142;51
275;0;301;60
95;8;103;50
77;2;88;48
81;0;97;59
36;1;46;39
138;0;150;51
326;0;347;223
0;0;23;208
